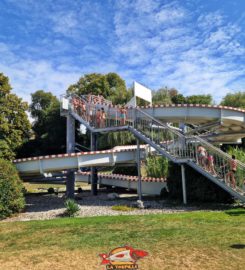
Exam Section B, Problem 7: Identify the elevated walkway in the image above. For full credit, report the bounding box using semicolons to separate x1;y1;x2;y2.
62;94;245;143
141;104;245;143
62;94;245;202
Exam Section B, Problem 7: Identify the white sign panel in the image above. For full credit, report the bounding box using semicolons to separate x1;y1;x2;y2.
62;97;69;110
134;81;152;104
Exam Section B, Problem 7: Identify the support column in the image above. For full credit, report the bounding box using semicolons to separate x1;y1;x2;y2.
90;132;98;195
66;114;75;198
66;114;75;154
181;164;187;204
137;139;142;201
66;170;75;199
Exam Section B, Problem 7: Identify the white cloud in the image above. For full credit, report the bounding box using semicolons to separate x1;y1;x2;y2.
112;1;245;102
51;11;78;36
0;44;81;103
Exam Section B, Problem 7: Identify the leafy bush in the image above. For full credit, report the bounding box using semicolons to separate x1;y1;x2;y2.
167;162;233;203
145;154;168;178
64;199;80;217
0;159;25;219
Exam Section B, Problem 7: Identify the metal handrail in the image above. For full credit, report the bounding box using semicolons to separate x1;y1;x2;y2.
135;107;185;138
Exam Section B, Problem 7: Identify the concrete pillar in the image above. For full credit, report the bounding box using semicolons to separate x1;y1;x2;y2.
137;139;142;201
181;164;187;204
66;170;75;199
66;114;75;153
90;132;98;195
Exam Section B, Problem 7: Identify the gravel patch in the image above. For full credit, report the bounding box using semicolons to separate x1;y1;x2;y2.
1;191;214;222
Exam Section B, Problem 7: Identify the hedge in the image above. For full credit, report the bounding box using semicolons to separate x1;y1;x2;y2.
0;159;25;219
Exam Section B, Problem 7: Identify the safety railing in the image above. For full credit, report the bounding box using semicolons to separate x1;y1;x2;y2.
134;108;245;190
61;94;245;192
65;93;133;129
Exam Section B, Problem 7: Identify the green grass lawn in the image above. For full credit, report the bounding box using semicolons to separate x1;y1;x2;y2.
0;209;244;270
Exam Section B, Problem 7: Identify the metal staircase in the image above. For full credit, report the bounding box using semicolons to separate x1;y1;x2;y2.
62;94;245;202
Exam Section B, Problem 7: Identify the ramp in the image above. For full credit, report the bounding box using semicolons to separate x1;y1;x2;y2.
76;172;166;195
14;146;146;176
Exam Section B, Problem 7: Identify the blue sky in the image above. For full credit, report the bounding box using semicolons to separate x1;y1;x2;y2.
0;0;244;103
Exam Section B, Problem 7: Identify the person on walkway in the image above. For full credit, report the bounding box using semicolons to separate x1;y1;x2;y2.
72;97;79;112
120;106;127;125
207;153;217;176
197;145;207;169
96;109;101;128
81;100;87;120
88;103;94;125
101;108;106;128
226;155;237;188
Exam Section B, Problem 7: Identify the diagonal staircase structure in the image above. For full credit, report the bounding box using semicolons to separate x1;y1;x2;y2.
62;94;245;202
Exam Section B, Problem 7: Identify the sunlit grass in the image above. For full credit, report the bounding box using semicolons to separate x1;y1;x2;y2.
111;205;135;211
0;208;244;269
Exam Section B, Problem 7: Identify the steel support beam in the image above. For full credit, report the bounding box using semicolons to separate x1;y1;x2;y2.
66;114;76;198
137;139;142;201
66;114;75;153
91;132;98;195
66;170;75;199
181;164;187;204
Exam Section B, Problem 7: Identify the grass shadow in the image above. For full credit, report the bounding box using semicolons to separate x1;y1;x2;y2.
230;244;245;249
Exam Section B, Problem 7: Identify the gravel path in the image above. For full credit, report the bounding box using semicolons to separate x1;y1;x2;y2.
2;191;212;222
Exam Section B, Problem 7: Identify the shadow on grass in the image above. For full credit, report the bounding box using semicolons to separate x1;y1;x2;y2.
225;210;245;216
230;244;245;249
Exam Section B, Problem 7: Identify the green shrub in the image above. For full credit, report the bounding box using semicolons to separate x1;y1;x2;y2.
0;159;25;219
64;199;80;217
145;154;168;178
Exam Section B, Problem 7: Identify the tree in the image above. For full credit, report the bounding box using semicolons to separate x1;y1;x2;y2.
0;73;31;160
220;92;245;109
152;87;173;105
18;90;66;157
185;94;212;105
67;72;130;105
172;94;186;104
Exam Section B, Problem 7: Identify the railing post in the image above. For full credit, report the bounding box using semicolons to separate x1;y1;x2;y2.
181;164;187;204
137;139;143;202
91;132;98;195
